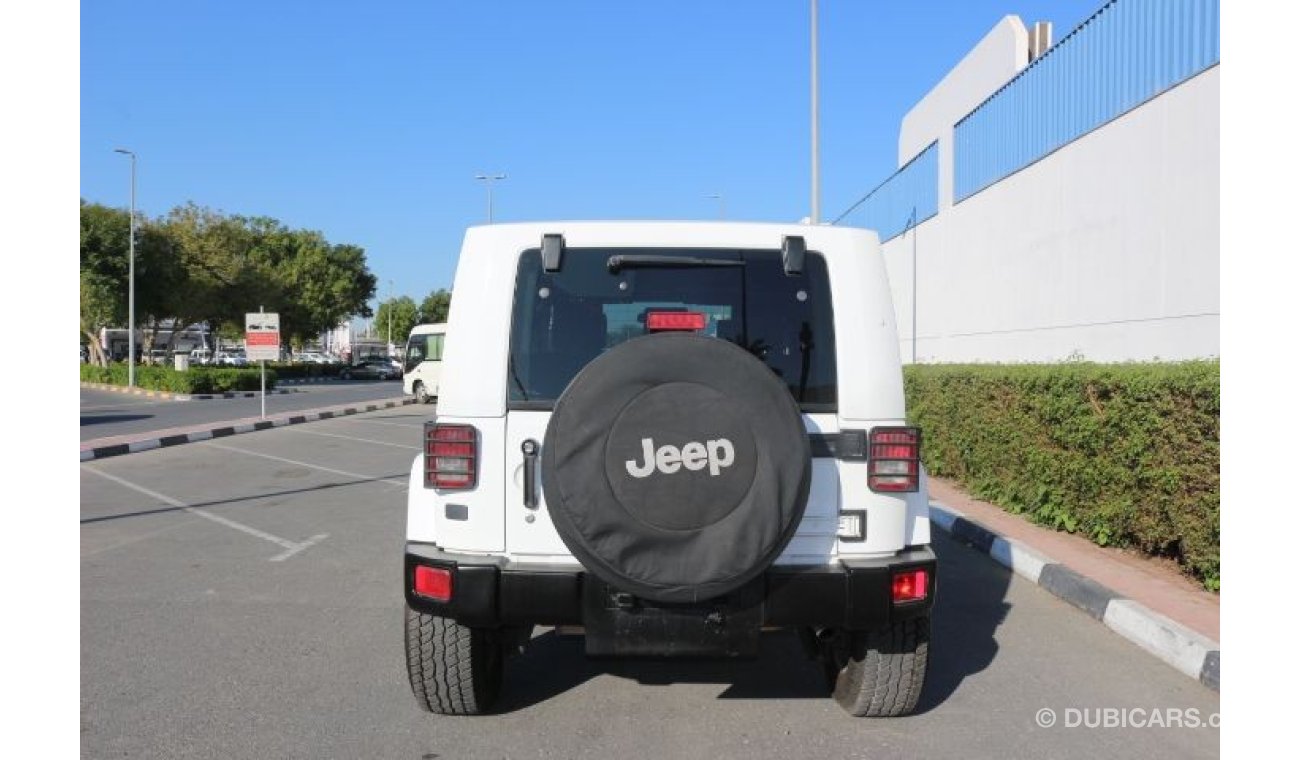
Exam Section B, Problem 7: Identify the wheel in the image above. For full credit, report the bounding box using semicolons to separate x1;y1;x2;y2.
541;332;811;604
340;369;351;380
405;608;503;715
824;618;930;717
413;381;430;404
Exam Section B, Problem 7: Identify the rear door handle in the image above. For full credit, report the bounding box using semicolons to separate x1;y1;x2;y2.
521;439;539;510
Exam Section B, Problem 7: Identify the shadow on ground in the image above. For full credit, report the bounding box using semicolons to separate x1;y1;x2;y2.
478;530;1013;714
81;414;153;427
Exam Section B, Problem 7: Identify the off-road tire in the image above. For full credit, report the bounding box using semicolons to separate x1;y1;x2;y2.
405;608;503;715
828;618;930;717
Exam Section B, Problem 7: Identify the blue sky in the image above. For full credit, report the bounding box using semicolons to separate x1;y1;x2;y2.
81;0;1096;310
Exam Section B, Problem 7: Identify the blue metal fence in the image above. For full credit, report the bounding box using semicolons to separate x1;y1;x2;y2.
953;0;1219;202
834;140;937;242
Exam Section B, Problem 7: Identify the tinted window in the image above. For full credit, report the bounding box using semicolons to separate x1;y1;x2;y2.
508;248;836;410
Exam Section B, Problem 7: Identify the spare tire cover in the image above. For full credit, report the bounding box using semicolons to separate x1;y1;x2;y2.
541;332;811;603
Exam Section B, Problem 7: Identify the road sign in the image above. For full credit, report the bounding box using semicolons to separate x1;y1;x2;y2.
246;312;281;362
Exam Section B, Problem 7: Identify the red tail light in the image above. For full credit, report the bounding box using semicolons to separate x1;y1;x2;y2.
646;310;707;332
413;565;453;602
892;568;928;603
868;427;921;492
425;423;478;489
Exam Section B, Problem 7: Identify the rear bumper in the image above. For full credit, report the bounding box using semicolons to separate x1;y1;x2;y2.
404;543;936;629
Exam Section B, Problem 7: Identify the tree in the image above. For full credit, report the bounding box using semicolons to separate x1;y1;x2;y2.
79;201;130;365
81;198;379;361
375;296;420;347
419;288;452;324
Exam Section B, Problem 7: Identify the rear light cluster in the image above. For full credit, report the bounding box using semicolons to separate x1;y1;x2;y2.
868;427;921;493
425;423;478;489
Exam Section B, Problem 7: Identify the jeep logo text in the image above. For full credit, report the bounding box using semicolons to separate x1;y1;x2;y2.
625;437;735;478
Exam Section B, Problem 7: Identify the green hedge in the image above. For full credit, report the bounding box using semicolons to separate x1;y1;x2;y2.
904;361;1219;590
81;363;275;393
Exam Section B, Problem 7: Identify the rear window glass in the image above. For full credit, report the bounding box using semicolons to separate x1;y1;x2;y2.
507;248;836;411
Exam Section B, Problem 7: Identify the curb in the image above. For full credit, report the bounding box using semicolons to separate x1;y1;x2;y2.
930;503;1220;692
79;398;419;462
278;377;344;385
80;382;295;401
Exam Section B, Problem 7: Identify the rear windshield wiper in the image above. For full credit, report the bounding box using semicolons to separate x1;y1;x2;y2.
607;254;745;273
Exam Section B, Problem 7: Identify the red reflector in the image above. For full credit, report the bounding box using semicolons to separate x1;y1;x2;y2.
646;311;707;332
413;565;453;602
892;569;928;603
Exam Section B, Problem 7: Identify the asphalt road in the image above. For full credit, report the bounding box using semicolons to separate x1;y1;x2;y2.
79;380;408;442
81;407;1219;759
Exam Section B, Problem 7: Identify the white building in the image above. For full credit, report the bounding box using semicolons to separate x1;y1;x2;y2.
838;0;1219;363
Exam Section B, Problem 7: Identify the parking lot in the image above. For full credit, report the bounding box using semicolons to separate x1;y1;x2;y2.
80;381;405;443
78;403;1219;759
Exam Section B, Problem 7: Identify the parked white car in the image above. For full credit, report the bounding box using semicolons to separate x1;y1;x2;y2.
403;222;934;717
213;350;249;367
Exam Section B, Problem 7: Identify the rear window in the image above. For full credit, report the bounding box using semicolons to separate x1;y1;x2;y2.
507;248;836;411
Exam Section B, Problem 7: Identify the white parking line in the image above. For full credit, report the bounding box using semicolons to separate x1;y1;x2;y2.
287;428;420;450
82;467;329;562
204;441;408;489
269;532;330;562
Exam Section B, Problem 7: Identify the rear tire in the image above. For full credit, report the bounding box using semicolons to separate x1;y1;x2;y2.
826;618;930;717
405;608;503;715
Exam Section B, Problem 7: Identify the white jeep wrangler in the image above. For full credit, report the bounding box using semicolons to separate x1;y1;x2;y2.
404;222;935;717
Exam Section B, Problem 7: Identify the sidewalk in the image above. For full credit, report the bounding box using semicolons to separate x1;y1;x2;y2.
80;396;418;461
80;381;298;401
928;476;1219;689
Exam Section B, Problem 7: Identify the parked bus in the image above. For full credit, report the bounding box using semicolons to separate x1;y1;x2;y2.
403;323;447;404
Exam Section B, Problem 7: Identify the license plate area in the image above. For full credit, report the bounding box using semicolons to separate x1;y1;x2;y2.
582;578;763;658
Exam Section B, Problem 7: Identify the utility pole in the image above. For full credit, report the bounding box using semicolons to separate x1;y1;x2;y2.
114;148;137;385
475;173;507;223
705;193;726;220
810;0;821;225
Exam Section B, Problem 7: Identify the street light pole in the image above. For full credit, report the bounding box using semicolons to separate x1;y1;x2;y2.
474;173;507;224
705;193;726;220
810;0;821;225
114;148;137;387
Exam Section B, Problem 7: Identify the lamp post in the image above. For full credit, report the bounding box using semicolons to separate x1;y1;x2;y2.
474;173;506;223
810;0;821;224
114;148;137;387
705;193;726;220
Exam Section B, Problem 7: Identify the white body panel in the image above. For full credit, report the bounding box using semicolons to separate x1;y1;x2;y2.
407;221;930;565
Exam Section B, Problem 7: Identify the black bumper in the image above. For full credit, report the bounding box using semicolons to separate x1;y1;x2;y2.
404;543;936;630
